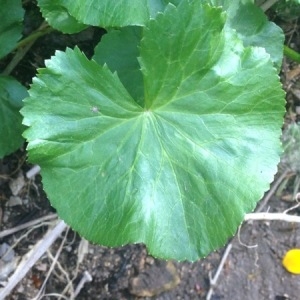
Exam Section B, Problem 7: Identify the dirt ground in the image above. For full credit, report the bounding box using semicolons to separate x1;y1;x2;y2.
1;1;300;299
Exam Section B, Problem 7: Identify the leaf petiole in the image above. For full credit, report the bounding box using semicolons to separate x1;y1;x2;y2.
284;45;300;63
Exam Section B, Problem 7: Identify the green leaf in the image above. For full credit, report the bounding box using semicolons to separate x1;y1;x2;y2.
37;0;88;34
62;0;176;27
274;0;300;20
149;0;182;15
0;76;27;158
93;27;144;106
209;0;284;69
0;0;24;59
228;1;284;70
22;2;285;260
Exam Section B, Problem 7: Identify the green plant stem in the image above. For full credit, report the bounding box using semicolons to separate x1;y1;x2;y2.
2;42;35;75
1;22;54;76
284;45;300;63
15;25;53;50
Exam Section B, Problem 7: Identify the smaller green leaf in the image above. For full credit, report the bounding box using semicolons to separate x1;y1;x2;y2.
37;0;87;34
93;27;144;106
0;0;24;59
209;0;284;69
148;0;167;17
274;0;300;20
228;1;284;69
0;76;27;158
148;0;182;17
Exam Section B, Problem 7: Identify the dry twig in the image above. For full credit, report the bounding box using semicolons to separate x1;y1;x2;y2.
0;214;57;239
0;220;67;299
206;243;233;300
260;0;280;12
33;227;71;300
74;271;93;298
245;212;300;223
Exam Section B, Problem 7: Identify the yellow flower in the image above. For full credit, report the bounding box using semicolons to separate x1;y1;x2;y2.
282;249;300;274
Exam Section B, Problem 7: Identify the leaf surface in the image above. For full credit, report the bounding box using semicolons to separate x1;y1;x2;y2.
62;0;177;27
37;0;87;34
0;0;24;59
22;2;285;260
0;76;27;158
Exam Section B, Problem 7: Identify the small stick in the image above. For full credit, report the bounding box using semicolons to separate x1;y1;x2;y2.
36;294;69;300
26;165;41;179
206;243;233;300
74;271;93;298
33;227;71;300
0;214;57;239
244;212;300;223
0;220;67;299
260;0;279;11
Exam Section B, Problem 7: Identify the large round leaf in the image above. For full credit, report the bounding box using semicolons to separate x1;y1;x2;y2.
0;76;27;158
22;2;285;260
0;0;24;59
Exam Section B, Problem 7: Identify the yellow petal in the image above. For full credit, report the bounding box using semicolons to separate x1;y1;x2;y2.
282;249;300;274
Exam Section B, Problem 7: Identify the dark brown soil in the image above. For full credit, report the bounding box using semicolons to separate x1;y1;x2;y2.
0;2;300;300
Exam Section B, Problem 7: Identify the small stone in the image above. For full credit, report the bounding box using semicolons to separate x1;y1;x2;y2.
129;260;180;297
35;262;48;272
0;243;17;281
7;196;23;207
8;172;25;196
0;243;15;262
292;89;300;101
77;238;89;264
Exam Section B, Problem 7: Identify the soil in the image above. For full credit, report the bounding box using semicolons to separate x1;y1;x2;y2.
1;2;300;300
